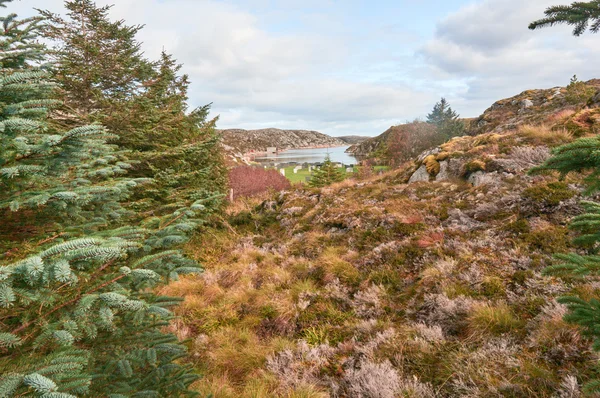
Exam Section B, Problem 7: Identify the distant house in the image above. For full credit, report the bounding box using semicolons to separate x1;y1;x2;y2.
267;147;277;155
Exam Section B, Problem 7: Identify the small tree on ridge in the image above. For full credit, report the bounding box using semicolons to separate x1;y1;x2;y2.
426;98;464;139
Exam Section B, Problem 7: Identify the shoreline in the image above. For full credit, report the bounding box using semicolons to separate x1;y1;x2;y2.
243;144;350;160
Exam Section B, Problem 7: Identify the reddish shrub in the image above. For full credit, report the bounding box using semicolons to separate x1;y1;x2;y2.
229;165;291;200
386;122;445;166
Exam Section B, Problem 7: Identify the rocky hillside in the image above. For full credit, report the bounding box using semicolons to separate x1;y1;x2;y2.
163;82;600;397
337;135;370;145
219;128;346;158
348;79;600;160
345;125;396;157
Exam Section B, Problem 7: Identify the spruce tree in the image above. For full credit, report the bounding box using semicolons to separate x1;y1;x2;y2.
41;1;226;210
120;52;227;208
529;1;600;36
0;3;204;396
426;98;464;139
39;0;153;119
528;4;600;392
309;156;345;187
532;138;600;393
565;75;597;105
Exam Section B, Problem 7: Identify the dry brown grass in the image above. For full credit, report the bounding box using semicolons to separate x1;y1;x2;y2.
226;192;272;215
545;108;576;124
166;237;313;396
518;124;572;147
441;133;502;153
162;144;597;396
467;302;524;336
159;274;205;297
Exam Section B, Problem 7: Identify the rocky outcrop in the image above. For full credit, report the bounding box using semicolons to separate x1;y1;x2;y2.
467;79;600;136
408;165;429;183
405;134;553;188
402;81;600;187
219;128;346;157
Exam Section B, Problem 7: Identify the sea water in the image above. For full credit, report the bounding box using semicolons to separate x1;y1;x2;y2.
252;146;357;166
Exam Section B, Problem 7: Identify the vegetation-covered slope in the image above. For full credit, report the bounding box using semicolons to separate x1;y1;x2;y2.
348;79;600;161
161;83;600;397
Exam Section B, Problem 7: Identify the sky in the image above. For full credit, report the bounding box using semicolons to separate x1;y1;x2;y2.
7;0;600;137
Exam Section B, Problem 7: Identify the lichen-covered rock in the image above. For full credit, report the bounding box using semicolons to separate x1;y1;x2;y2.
492;146;550;173
282;206;304;216
589;89;600;107
436;161;449;181
521;99;534;109
417;147;441;163
409;165;430;183
447;158;465;179
468;171;501;187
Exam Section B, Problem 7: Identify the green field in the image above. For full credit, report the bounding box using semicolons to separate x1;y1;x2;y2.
274;165;389;184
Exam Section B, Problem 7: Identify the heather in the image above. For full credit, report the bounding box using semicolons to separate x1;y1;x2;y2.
162;77;600;396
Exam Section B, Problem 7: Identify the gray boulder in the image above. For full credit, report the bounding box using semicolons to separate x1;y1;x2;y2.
445;209;484;232
468;171;502;187
408;165;430;183
590;90;600;107
416;147;441;163
435;161;449;181
521;99;534;109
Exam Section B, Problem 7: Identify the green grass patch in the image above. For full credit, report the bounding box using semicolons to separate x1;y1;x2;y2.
265;164;390;184
271;165;360;184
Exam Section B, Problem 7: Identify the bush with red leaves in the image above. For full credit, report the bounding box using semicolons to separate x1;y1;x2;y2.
386;121;443;166
229;166;291;200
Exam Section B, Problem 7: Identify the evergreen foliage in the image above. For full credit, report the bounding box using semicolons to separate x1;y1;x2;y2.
119;52;227;207
309;156;345;187
41;1;226;210
529;1;600;36
565;75;597;105
39;0;153;117
0;3;206;396
532;131;600;394
426;98;464;139
532;136;600;193
529;4;600;391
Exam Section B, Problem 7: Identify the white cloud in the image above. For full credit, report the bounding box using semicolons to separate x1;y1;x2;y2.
91;0;435;136
9;0;433;136
7;0;599;136
422;0;600;114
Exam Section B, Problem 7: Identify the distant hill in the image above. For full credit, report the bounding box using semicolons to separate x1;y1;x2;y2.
219;128;346;161
337;135;370;144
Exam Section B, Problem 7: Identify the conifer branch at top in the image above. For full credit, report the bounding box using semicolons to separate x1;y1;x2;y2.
529;1;600;35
